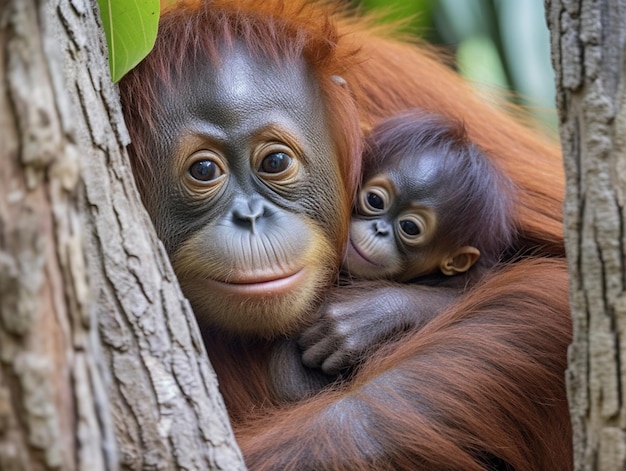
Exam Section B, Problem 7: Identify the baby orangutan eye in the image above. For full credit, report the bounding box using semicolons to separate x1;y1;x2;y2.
358;185;390;215
366;192;384;210
399;219;421;236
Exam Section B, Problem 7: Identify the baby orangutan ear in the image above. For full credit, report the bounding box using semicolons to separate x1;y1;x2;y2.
440;246;481;276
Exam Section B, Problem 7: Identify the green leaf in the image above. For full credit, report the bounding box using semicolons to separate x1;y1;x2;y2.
97;0;160;82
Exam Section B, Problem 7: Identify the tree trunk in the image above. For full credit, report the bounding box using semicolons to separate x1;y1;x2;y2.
0;0;245;469
546;1;626;469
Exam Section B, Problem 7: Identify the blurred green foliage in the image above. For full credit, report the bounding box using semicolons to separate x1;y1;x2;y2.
357;0;435;34
352;0;557;130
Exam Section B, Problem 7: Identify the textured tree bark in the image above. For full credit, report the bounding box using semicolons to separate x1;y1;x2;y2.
0;0;245;469
547;1;626;469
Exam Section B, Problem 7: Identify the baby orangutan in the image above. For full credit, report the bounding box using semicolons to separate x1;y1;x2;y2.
300;110;518;374
345;110;516;285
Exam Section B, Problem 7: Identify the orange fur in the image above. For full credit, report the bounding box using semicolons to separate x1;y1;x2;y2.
238;259;571;471
335;24;564;254
120;1;571;469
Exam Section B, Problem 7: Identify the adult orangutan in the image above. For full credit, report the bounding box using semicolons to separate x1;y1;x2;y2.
119;1;572;470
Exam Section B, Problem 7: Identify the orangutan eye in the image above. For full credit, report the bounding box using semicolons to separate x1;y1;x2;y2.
189;160;222;182
366;192;385;210
399;219;421;236
259;152;292;174
396;212;433;246
359;185;390;216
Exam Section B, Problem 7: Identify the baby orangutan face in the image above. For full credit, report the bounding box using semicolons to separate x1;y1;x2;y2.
344;171;479;282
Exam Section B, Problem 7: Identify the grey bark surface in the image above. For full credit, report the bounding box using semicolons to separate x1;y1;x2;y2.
546;0;626;469
0;0;245;469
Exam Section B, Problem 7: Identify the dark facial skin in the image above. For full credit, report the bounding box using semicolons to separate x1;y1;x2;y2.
150;43;345;339
344;151;480;282
300;152;463;377
300;154;466;377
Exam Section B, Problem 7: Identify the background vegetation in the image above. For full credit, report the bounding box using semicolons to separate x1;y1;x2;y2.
353;0;557;130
